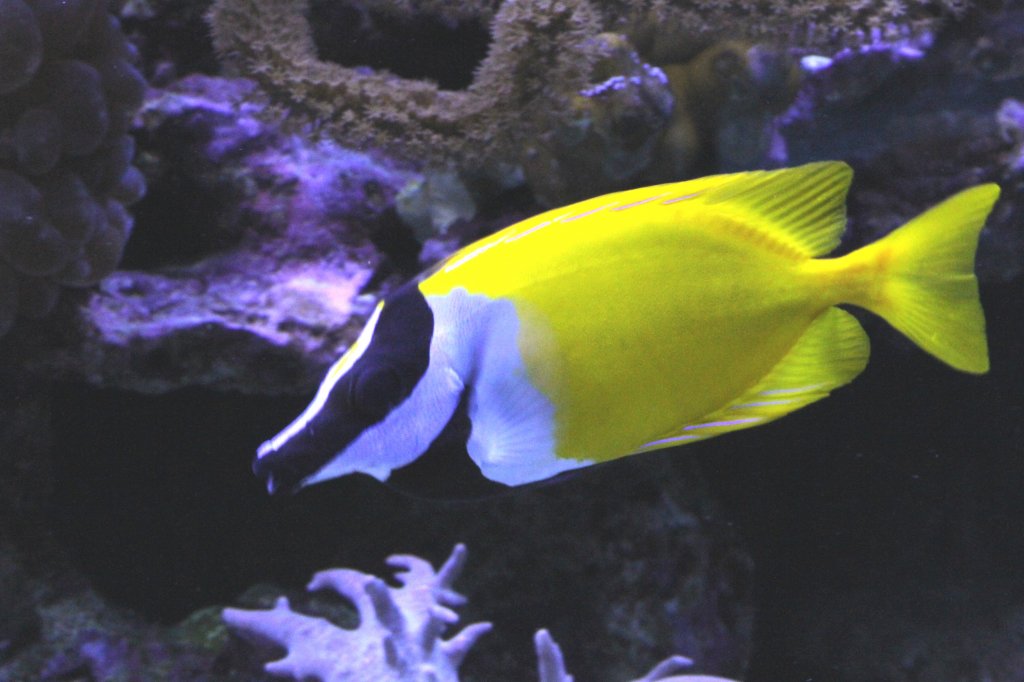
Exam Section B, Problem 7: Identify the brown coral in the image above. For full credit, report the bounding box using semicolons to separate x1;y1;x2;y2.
207;0;603;168
610;0;969;62
208;0;966;175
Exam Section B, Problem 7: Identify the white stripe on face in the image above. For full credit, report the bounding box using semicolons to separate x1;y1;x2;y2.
256;302;384;459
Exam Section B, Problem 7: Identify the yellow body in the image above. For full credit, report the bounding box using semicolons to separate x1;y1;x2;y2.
419;162;996;464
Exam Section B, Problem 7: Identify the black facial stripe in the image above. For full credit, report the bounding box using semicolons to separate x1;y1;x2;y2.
253;281;433;494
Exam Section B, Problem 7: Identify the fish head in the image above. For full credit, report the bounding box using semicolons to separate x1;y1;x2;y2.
253;283;464;495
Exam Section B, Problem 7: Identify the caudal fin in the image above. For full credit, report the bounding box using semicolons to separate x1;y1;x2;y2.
849;184;999;373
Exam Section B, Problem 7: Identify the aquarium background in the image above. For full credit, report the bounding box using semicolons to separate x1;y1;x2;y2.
1;0;1023;680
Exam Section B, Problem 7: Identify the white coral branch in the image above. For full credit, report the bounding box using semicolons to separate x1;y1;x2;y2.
224;544;491;682
223;543;741;682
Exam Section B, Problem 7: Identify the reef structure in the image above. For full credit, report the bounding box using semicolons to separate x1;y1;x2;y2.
207;0;604;172
207;0;969;186
224;544;741;682
0;0;146;338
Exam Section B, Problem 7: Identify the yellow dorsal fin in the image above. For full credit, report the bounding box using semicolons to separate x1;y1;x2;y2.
703;161;852;257
635;307;869;453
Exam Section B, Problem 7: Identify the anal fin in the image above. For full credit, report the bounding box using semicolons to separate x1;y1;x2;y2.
636;307;870;453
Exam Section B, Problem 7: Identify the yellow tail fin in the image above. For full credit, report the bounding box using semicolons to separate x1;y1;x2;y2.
845;184;999;374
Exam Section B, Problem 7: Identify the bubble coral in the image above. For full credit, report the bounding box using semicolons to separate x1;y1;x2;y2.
0;0;146;337
0;0;42;95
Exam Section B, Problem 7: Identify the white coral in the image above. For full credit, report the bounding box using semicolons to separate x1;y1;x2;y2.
223;544;491;681
223;544;740;682
533;629;739;682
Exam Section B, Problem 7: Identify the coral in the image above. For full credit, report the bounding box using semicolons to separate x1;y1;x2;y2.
5;586;226;681
206;0;968;185
0;0;146;338
786;25;933;116
533;628;739;682
396;169;478;239
769;2;1023;286
337;0;503;27
207;0;604;170
520;32;675;205
6;74;417;394
938;5;1024;83
314;0;961;46
657;42;800;173
224;544;491;681
0;0;42;95
224;544;741;681
610;0;969;60
519;37;799;204
998;98;1024;173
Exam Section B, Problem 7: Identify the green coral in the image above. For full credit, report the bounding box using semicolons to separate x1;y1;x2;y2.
208;0;603;168
208;0;964;177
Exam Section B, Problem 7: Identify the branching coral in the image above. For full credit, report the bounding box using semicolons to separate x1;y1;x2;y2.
224;544;741;681
0;0;146;337
533;628;739;682
224;544;492;681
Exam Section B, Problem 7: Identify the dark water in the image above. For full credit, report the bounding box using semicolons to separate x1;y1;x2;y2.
44;278;1024;680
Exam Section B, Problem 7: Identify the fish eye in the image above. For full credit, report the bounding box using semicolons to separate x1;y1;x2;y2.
348;364;404;418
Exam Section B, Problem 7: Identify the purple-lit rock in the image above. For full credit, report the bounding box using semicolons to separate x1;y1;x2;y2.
998;98;1024;172
0;581;224;681
779;16;1023;284
8;74;418;394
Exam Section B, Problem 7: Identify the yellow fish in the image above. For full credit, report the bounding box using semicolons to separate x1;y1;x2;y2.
253;162;998;496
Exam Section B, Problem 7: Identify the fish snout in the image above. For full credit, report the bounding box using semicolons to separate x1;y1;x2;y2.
252;446;305;496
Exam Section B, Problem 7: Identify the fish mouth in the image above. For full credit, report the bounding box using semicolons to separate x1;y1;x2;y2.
261;473;301;496
252;447;306;496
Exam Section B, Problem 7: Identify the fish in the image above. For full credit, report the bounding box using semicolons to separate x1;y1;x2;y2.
253;161;998;497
